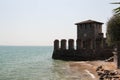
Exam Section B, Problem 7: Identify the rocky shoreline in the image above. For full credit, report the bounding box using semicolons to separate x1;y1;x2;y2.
96;65;120;80
66;61;117;80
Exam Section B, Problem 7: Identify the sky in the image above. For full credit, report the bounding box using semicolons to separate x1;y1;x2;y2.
0;0;119;46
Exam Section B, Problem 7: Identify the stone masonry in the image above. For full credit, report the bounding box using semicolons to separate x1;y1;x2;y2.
52;20;113;61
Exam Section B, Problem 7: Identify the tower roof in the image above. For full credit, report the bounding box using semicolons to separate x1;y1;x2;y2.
75;20;103;25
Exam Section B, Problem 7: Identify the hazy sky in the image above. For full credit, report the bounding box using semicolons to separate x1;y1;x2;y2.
0;0;119;46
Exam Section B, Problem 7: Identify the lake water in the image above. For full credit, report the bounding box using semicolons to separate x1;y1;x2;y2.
0;46;96;80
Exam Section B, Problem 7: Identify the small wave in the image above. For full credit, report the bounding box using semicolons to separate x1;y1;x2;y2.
84;70;95;79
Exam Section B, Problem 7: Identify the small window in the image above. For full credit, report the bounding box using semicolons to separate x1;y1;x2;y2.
80;24;82;29
85;24;87;29
99;25;101;29
81;26;82;29
90;24;92;29
85;24;87;30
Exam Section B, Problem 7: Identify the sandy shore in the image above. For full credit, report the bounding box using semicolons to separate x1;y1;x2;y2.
64;61;116;80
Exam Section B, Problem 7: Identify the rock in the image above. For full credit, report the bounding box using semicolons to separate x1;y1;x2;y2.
96;66;120;80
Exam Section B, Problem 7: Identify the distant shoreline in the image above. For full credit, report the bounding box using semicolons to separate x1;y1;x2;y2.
0;45;53;47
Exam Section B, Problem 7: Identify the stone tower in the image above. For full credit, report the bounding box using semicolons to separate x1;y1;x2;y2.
75;20;104;49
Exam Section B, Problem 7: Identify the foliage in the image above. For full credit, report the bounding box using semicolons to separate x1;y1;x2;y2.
111;2;120;15
113;7;120;15
106;14;120;46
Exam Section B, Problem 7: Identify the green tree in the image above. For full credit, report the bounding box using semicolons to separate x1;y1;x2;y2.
106;14;120;48
111;2;120;15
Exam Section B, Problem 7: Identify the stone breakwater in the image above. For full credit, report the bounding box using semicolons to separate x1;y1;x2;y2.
96;66;120;80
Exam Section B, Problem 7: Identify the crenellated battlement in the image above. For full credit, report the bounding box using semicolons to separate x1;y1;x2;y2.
52;39;113;61
53;38;105;51
54;39;75;51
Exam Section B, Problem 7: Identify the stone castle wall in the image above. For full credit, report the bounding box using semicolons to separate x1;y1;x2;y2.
52;39;113;61
52;20;114;61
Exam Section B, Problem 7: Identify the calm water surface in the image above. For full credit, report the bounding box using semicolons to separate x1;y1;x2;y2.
0;46;72;80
